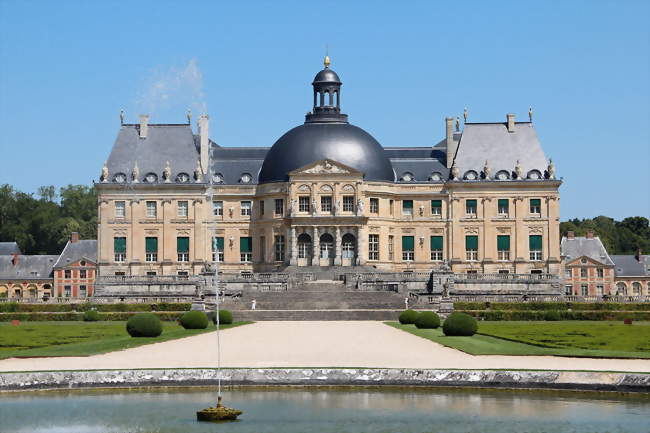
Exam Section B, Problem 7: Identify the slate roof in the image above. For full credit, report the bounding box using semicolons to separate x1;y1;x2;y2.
0;242;21;255
53;240;97;269
0;255;58;280
611;255;650;277
561;236;614;266
210;144;267;185
453;122;550;180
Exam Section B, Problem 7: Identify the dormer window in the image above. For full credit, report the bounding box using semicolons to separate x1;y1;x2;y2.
113;173;127;183
401;172;414;182
463;170;479;181
527;170;542;180
212;173;224;183
240;173;252;183
144;173;158;183
429;172;442;182
495;170;510;180
177;173;190;183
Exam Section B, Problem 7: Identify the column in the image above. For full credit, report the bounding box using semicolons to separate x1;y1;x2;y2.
357;226;366;265
334;226;342;266
289;226;297;265
312;226;319;266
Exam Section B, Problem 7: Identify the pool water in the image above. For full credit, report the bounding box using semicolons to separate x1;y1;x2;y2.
0;387;648;433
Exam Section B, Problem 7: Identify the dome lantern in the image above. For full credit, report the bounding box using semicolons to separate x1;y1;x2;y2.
306;56;348;123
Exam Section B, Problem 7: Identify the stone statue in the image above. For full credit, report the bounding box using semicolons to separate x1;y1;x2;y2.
455;117;460;132
289;199;297;216
311;198;318;215
483;160;491;180
132;162;140;183
547;159;556;179
514;160;523;179
529;106;533;122
163;161;171;182
187;109;192;124
119;109;124;125
101;161;109;182
450;163;459;181
442;280;450;297
463;107;468;123
194;160;203;182
357;199;364;215
334;200;341;215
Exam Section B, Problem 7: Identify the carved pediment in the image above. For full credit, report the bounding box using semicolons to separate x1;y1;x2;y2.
289;159;362;176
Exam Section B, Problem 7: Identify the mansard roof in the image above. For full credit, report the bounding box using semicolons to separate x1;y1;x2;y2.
0;255;58;280
53;240;97;269
611;255;650;277
0;242;21;255
561;236;614;266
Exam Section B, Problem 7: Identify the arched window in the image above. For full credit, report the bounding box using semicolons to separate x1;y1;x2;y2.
527;169;543;179
495;170;510;180
632;282;641;295
430;172;442;182
463;170;479;181
342;233;356;259
144;173;158;183
113;173;127;183
320;233;334;259
401;172;414;182
616;282;627;295
297;233;312;259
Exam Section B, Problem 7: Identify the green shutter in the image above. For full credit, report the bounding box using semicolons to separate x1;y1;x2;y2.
529;235;543;250
145;237;158;253
403;200;413;209
177;237;189;253
430;236;443;250
212;237;224;251
465;235;478;250
114;237;126;253
466;199;477;211
431;200;441;209
497;235;510;251
531;198;541;207
498;199;509;210
240;237;252;252
402;236;414;251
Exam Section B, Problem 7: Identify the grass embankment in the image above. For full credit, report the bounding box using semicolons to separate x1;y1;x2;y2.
387;321;650;359
0;321;250;360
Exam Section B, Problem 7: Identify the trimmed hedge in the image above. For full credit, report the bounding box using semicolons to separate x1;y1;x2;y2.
83;310;101;322
126;313;163;337
398;309;419;325
209;310;233;325
0;312;182;322
0;302;192;313
180;311;209;329
414;311;440;329
458;310;650;321
443;313;478;336
543;310;561;321
453;302;650;312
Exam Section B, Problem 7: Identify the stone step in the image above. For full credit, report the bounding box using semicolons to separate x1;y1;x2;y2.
221;290;406;310
230;309;404;321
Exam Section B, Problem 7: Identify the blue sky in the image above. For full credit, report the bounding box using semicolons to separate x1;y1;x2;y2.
0;0;648;220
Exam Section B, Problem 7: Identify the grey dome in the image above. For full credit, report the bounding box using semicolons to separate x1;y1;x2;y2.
313;68;341;84
258;122;395;183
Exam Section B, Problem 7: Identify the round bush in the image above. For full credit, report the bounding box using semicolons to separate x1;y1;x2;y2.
398;309;419;325
126;313;163;337
544;310;561;321
83;310;101;322
414;311;440;329
210;310;233;325
180;310;209;329
442;312;478;336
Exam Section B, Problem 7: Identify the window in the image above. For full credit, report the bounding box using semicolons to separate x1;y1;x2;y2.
212;237;224;262
581;284;588;296
178;271;189;277
370;198;379;214
580;268;588;278
402;200;413;216
388;235;394;261
275;235;285;261
240;237;252;262
597;268;604;278
212;201;223;216
368;234;379;260
259;200;265;216
343;196;355;212
299;196;310;213
176;201;188;218
146;271;157;276
298;234;311;259
321;196;332;213
530;198;541;215
465;199;477;216
64;270;71;279
80;269;87;278
274;199;284;216
115;201;125;218
498;269;510;274
79;285;87;297
64;285;71;297
431;200;442;216
146;201;157;218
240;201;251;216
177;237;189;262
465;235;478;261
342;234;355;259
114;272;126;276
565;268;572;278
389;200;394;215
402;236;414;261
430;236;443;261
632;282;641;295
531;269;543;275
145;237;158;262
596;285;604;296
565;285;573;295
529;235;543;261
497;235;510;261
497;199;509;216
260;236;266;262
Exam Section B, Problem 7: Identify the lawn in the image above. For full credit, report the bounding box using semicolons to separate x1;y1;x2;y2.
386;321;650;359
0;321;250;360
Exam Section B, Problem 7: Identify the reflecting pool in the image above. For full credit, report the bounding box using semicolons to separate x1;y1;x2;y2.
0;387;648;433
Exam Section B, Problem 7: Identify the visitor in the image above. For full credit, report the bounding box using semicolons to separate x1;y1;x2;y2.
251;299;256;310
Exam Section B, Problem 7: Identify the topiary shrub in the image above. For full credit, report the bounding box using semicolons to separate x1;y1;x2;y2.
544;310;561;321
414;311;440;329
126;313;163;337
210;310;233;325
83;310;101;322
442;312;478;336
398;309;419;324
180;310;209;329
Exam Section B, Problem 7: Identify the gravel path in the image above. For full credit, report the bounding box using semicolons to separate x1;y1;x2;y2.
1;321;648;373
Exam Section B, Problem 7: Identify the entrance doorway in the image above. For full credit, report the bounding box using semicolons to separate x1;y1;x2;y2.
297;233;312;266
319;233;334;266
342;233;356;266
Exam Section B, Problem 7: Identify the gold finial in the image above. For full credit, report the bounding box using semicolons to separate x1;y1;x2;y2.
324;55;331;68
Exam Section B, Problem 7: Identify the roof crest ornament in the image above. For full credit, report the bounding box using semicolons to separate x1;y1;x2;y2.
195;160;203;183
187;109;192;124
324;55;330;68
529;106;533;122
120;109;124;125
455;117;460;132
163;161;172;183
463;107;468;123
101;161;109;183
547;158;556;180
483;160;491;180
450;162;459;181
514;160;523;180
132;162;140;183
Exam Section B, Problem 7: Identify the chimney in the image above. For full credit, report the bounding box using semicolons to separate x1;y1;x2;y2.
198;114;209;174
445;117;456;169
567;231;575;239
635;248;642;262
586;231;594;239
139;114;149;139
71;232;79;243
11;253;18;266
506;113;515;132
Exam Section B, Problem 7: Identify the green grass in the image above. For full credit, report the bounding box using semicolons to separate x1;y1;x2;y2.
386;321;650;359
0;321;251;360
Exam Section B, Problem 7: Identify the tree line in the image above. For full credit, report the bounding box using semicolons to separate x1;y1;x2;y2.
0;184;648;256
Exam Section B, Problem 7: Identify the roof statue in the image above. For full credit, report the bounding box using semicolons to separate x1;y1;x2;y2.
548;159;555;179
483;160;491;180
163;161;172;183
187;109;192;124
463;107;468;122
514;159;523;179
195;160;203;182
529;106;533;122
450;163;459;181
101;161;109;183
455;117;460;132
120;109;125;125
132;162;139;183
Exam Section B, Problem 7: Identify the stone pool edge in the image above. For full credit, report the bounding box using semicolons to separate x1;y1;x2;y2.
1;369;649;393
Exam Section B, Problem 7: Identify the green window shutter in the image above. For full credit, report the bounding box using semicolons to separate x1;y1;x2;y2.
466;199;477;211
177;237;189;253
430;236;443;250
145;237;158;253
498;199;509;210
114;237;126;253
530;198;541;207
403;200;413;209
240;237;252;252
212;237;224;251
465;235;478;250
529;235;543;250
497;235;510;251
431;200;441;209
402;236;414;251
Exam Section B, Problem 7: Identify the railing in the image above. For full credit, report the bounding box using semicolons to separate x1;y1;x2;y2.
219;272;290;282
454;273;557;283
97;275;201;284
